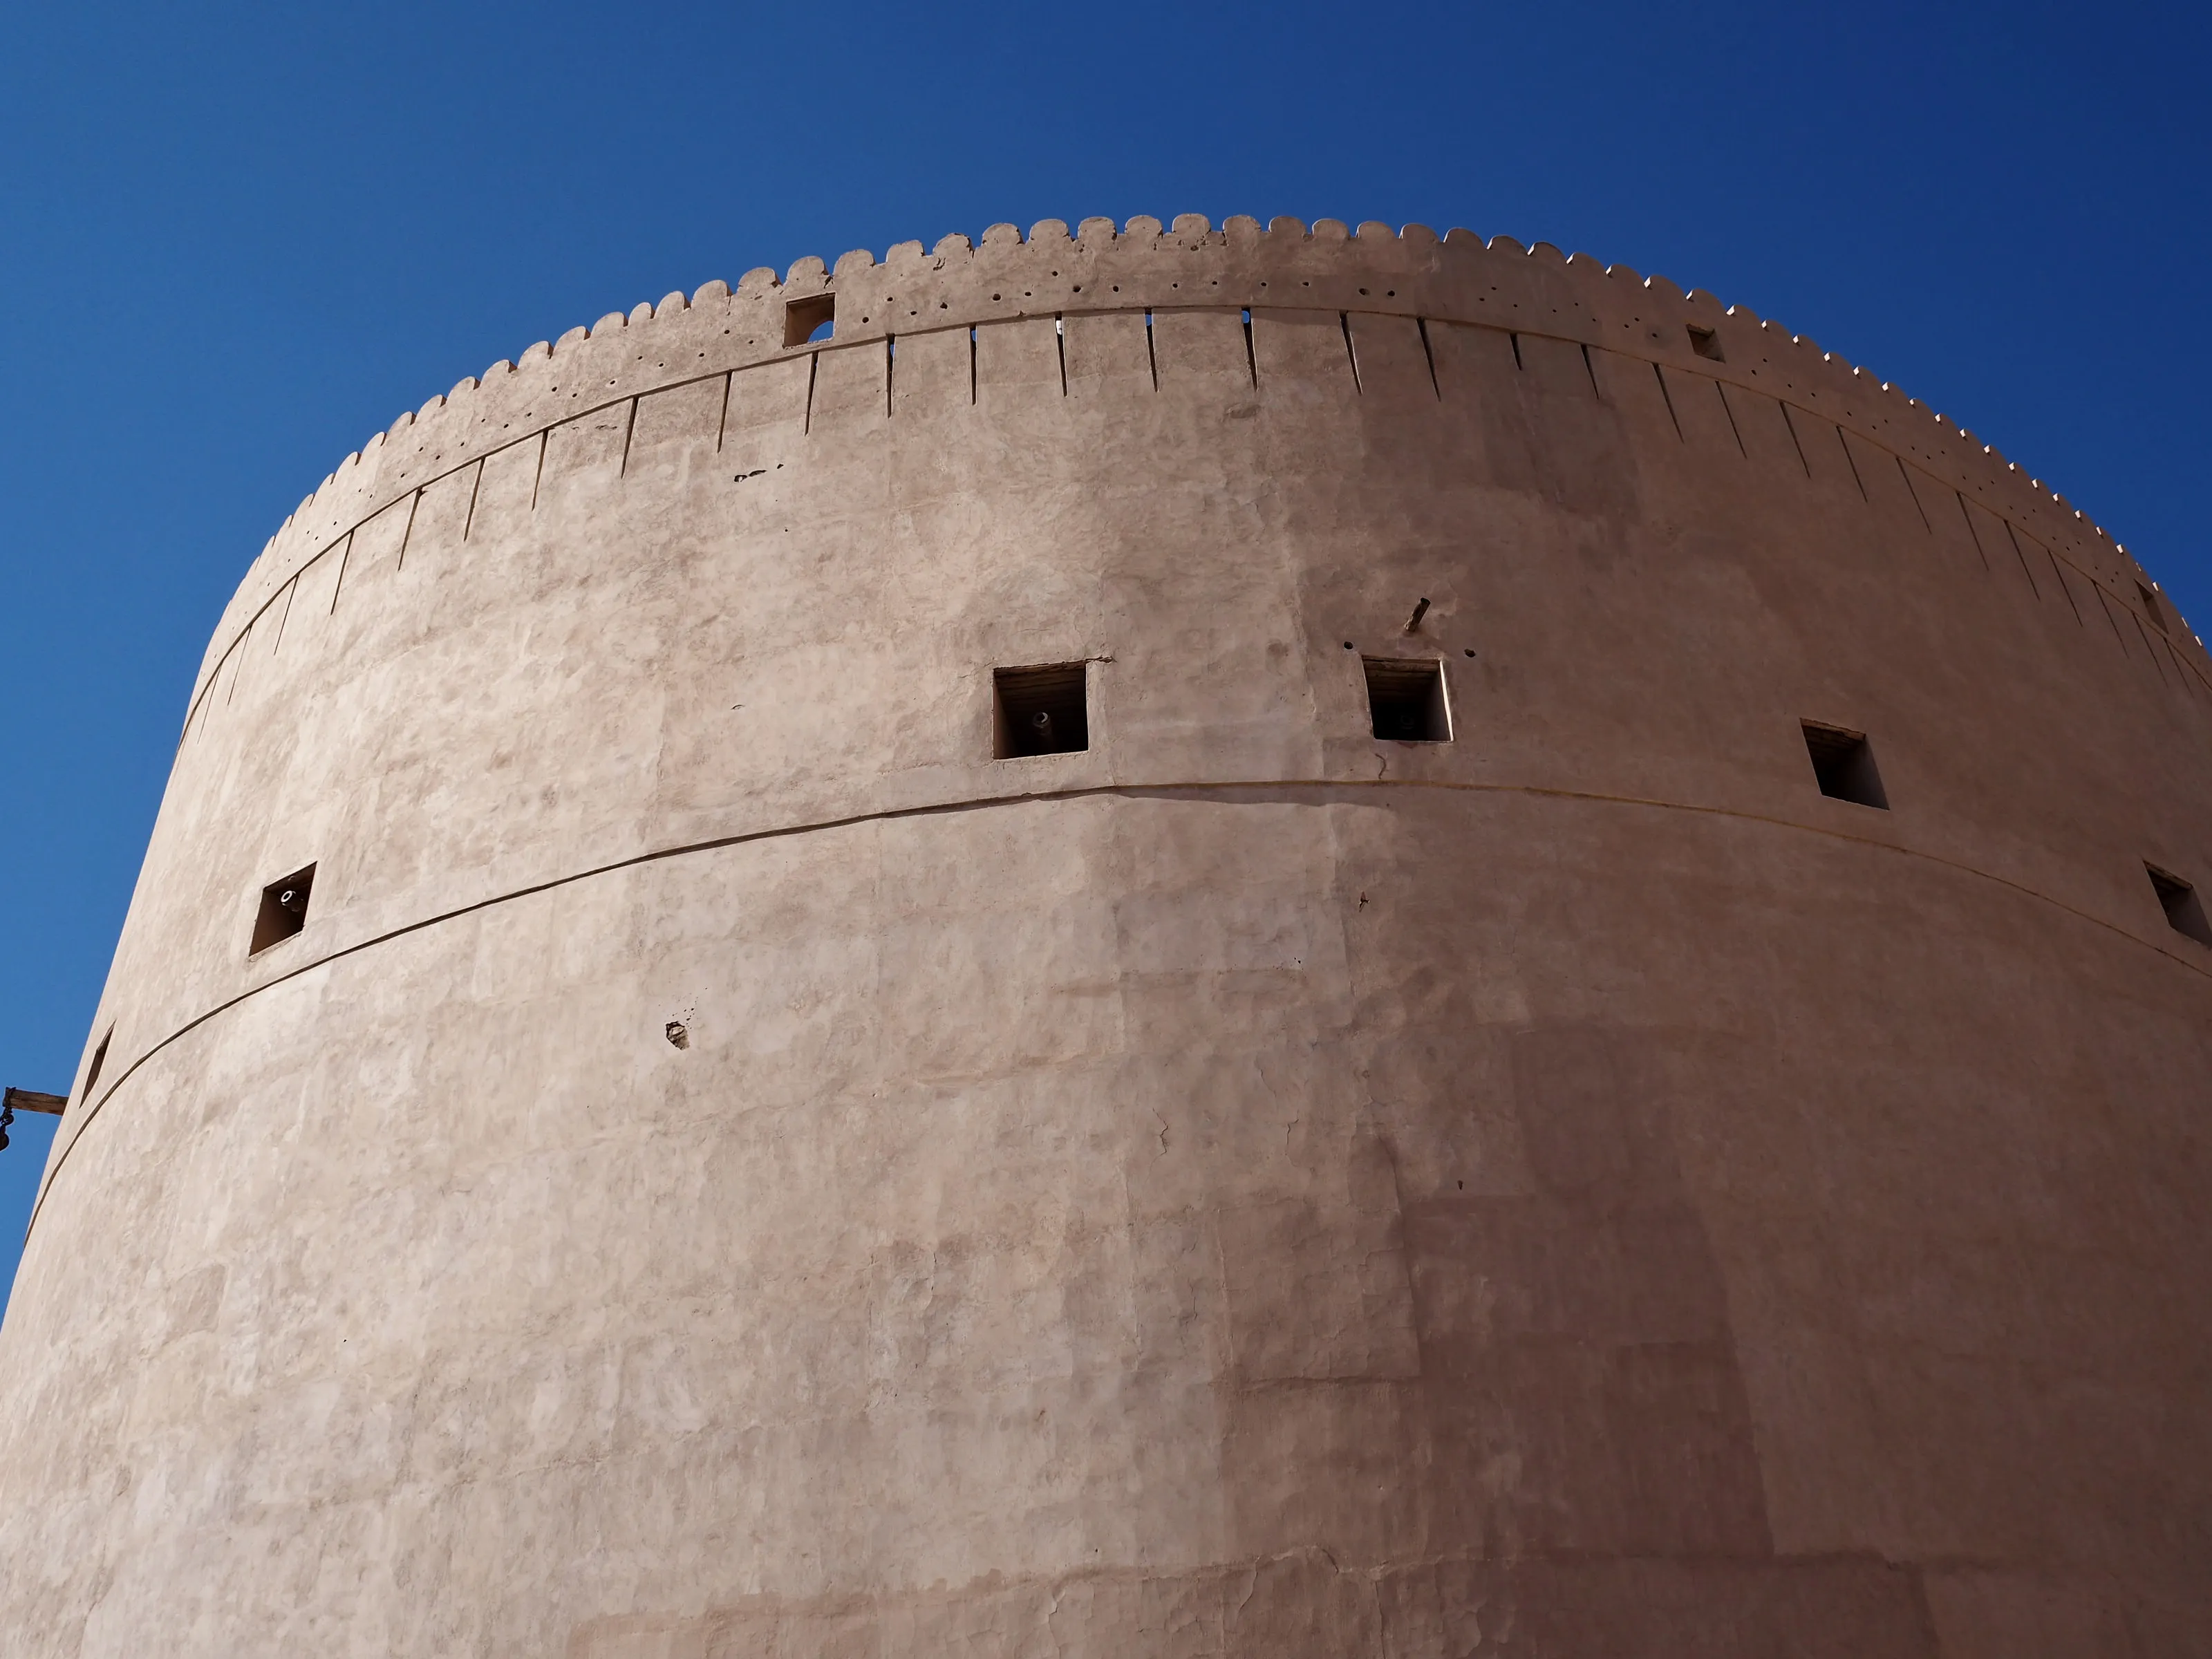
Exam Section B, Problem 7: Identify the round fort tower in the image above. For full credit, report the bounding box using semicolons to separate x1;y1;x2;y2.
1;215;2208;1656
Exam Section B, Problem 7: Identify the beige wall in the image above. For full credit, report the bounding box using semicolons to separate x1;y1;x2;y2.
1;216;2206;1656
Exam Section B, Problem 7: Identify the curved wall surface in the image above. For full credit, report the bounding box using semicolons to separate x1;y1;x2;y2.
2;215;2209;1656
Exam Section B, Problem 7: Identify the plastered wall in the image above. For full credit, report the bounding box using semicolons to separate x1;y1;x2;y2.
188;216;2208;724
1;217;2207;1657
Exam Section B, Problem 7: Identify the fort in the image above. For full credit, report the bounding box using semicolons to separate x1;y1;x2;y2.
1;214;2206;1655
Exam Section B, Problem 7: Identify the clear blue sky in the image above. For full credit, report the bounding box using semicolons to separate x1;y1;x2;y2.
3;0;2204;1302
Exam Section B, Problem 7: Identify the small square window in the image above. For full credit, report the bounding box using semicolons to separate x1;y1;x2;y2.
784;294;835;348
2147;865;2211;947
1686;324;1725;362
252;863;317;955
1365;657;1451;742
1802;722;1887;809
994;664;1088;757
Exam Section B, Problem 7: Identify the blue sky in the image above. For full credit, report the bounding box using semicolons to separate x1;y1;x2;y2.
2;0;2205;1300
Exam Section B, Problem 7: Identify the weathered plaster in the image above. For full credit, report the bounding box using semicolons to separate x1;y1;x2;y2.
1;218;2206;1656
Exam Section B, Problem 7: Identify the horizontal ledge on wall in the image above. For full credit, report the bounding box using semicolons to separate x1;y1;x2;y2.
33;771;2211;1243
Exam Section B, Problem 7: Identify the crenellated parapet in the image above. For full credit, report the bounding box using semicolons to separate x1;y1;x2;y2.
196;214;2200;719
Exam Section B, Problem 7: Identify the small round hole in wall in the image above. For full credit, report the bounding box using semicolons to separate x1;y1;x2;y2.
1343;641;1355;650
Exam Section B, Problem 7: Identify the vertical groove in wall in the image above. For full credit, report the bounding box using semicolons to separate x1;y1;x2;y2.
1509;331;1524;371
461;458;485;538
1056;317;1067;397
1578;341;1599;400
803;353;819;434
1421;319;1442;399
327;529;354;615
1143;312;1156;391
714;373;732;452
176;682;205;749
189;639;238;740
969;327;979;404
2094;585;2133;653
1893;456;1931;532
2045;547;2084;625
617;400;638;477
1241;309;1257;389
1778;401;1812;476
1714;382;1747;457
224;625;249;705
2132;612;2170;682
269;577;297;656
2162;636;2201;700
1340;314;1362;393
2002;520;2042;599
886;337;897;417
530;431;547;509
1652;363;1683;441
1836;428;1867;500
395;489;422;571
1955;493;1991;571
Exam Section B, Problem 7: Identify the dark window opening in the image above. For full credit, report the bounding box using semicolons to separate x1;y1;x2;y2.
252;863;317;955
994;664;1089;757
783;294;834;348
2136;581;2167;631
80;1026;112;1105
1802;722;1888;809
1365;657;1451;742
1687;324;1725;362
2148;865;2211;947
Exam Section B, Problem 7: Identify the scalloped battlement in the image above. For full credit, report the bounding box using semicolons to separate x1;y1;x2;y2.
196;215;2197;712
